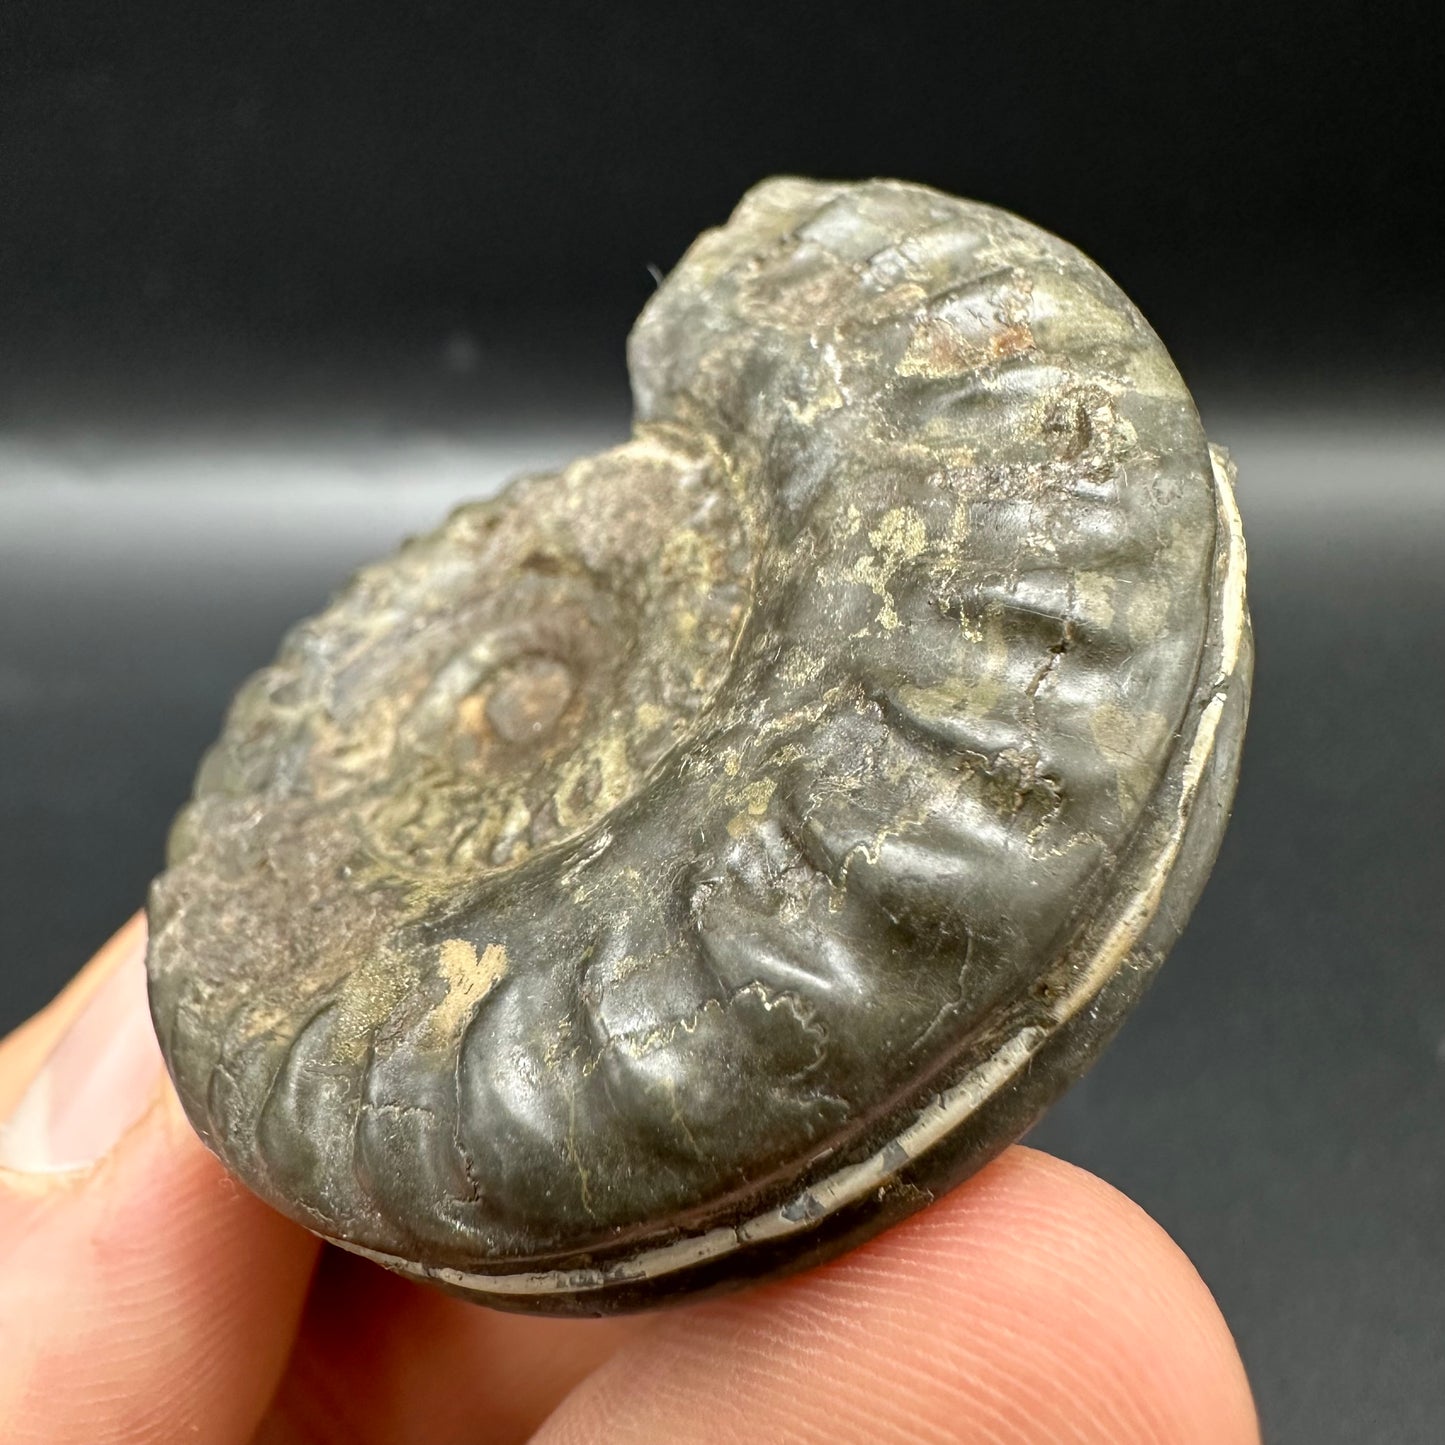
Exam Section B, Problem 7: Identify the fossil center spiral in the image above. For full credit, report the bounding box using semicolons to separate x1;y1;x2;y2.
287;428;757;880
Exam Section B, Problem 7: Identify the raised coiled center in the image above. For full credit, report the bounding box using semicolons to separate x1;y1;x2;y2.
295;430;755;878
483;657;576;744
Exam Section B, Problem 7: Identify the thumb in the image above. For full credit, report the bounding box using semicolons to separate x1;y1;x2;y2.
0;915;319;1445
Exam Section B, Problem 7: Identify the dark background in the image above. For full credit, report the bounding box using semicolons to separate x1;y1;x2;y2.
4;0;1443;416
2;4;1443;1441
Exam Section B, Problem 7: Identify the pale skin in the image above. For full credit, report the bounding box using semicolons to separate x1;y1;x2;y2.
0;916;1260;1444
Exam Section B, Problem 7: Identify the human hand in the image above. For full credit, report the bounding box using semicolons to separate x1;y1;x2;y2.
0;916;1258;1443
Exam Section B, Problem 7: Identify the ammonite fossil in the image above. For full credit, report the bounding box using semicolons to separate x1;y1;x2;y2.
146;177;1252;1314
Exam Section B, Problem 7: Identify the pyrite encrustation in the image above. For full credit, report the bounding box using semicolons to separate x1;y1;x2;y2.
147;178;1252;1314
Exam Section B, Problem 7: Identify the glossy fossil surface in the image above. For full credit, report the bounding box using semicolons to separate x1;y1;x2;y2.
146;177;1251;1314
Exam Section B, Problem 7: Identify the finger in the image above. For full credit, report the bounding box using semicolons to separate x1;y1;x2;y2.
0;915;149;1113
255;1247;646;1445
533;1147;1259;1445
0;915;321;1445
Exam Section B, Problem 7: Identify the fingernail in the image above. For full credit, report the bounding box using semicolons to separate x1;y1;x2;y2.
0;938;165;1173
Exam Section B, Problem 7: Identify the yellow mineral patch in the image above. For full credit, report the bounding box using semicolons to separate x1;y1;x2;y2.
948;495;970;544
659;527;711;584
607;951;652;985
897;315;985;377
973;616;1011;705
726;777;777;838
482;794;534;867
1075;571;1115;630
869;507;927;562
894;677;1002;730
553;731;634;831
780;646;828;686
1090;701;1171;815
431;938;510;1037
311;694;403;802
1124;575;1170;638
741;777;776;814
849;506;928;632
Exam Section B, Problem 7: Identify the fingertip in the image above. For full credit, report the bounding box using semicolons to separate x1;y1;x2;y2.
0;914;149;1119
259;1248;647;1445
0;919;320;1445
904;1147;1260;1445
8;1108;318;1439
537;1147;1258;1445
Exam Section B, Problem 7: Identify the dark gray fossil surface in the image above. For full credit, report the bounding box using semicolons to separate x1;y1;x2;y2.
146;177;1252;1314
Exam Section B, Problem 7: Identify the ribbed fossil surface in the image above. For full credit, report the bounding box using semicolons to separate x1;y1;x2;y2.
147;177;1252;1313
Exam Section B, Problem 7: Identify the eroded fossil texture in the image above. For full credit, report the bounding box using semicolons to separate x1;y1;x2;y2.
147;177;1252;1313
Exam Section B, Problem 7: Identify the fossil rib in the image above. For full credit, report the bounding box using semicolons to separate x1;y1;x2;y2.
146;177;1252;1314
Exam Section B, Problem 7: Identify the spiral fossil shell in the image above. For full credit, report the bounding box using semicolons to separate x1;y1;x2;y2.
146;177;1252;1313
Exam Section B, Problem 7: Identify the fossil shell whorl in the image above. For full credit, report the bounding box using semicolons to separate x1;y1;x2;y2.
146;177;1252;1314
